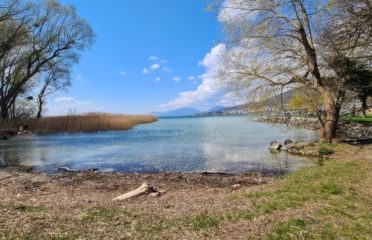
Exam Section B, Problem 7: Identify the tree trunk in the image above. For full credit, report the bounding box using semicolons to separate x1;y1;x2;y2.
37;97;43;119
360;96;367;117
1;101;8;119
319;90;338;143
333;105;341;137
37;82;49;119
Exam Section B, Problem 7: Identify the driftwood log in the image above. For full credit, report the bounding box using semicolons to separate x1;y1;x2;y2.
113;182;157;201
58;167;80;172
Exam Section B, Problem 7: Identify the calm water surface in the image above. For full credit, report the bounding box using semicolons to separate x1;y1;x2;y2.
0;117;319;174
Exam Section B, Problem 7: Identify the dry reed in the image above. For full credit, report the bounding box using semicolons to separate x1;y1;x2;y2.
30;113;158;133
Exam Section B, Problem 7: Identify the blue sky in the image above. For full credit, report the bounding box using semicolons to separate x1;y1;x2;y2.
47;0;240;115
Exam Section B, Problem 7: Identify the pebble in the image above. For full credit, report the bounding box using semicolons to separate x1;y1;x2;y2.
231;184;241;190
149;192;161;197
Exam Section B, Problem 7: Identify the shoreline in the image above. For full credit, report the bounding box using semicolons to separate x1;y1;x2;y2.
0;143;371;239
0;168;271;189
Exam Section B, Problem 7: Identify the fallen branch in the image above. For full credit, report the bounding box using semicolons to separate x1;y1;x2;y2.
113;182;156;201
58;167;79;172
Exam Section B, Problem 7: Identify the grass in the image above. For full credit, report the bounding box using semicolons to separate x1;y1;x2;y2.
343;115;372;123
192;213;221;230
14;204;43;213
268;218;308;240
83;208;119;221
167;144;371;239
318;143;335;155
28;113;157;133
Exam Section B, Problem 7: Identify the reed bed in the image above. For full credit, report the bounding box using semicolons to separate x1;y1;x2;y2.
31;113;158;133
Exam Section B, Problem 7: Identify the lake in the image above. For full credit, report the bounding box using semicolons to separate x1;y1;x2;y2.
0;116;319;174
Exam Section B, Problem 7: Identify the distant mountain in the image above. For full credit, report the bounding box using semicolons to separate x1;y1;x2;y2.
152;89;303;118
197;104;250;117
208;106;226;112
152;107;201;117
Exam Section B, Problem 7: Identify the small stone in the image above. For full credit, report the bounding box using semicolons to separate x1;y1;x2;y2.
231;184;241;190
294;141;310;148
282;143;294;151
269;141;282;150
149;192;161;197
284;139;293;145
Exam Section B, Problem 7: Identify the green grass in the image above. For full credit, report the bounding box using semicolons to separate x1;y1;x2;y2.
87;209;116;218
140;151;370;239
191;210;254;231
344;115;372;123
14;205;43;213
246;156;371;239
83;208;122;221
180;147;371;238
318;143;335;155
268;218;309;240
193;213;221;230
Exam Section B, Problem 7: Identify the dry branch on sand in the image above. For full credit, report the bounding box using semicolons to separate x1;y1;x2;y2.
113;182;165;201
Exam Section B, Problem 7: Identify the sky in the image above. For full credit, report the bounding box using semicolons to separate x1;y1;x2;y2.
47;0;242;115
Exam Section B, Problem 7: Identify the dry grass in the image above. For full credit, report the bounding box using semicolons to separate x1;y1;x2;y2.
29;113;157;133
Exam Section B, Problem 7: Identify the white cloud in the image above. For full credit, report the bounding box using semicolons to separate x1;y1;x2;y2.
148;56;159;61
159;44;241;111
119;71;127;75
46;97;103;116
188;76;196;81
142;68;150;74
162;67;172;72
143;62;163;74
154;77;161;82
150;64;160;70
172;77;181;82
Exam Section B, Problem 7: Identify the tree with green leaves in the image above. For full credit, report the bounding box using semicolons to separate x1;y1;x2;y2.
327;55;372;117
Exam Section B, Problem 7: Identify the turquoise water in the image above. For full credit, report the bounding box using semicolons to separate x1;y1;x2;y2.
0;117;319;174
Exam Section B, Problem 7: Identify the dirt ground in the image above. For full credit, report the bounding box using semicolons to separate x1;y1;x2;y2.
0;168;273;239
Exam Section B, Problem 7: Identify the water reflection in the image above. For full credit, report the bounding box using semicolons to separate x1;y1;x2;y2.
0;117;319;174
201;143;317;174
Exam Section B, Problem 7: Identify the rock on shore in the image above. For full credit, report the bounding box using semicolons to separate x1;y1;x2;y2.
269;140;320;157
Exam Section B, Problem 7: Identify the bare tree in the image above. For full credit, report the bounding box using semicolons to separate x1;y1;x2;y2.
36;61;71;118
0;0;94;119
212;0;371;142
